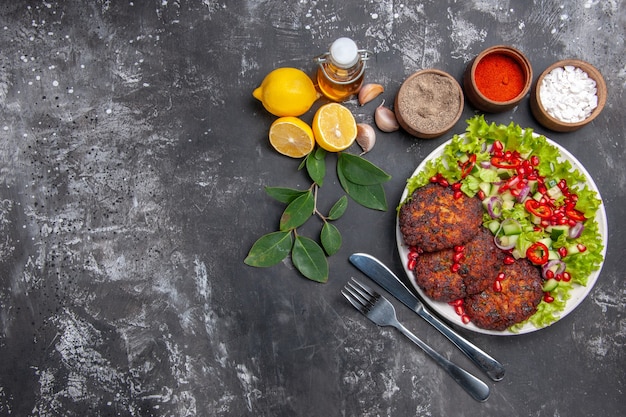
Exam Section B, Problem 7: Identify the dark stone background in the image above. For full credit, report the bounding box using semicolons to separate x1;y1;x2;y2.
1;1;624;416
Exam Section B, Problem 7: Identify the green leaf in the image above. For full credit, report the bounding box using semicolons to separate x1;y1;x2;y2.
265;187;308;204
338;167;388;211
321;222;342;256
337;153;391;185
327;195;348;220
292;235;329;282
306;150;326;186
279;191;315;230
244;231;293;267
314;146;327;160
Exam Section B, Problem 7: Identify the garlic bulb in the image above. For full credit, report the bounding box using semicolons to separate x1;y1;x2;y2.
356;123;376;154
358;83;385;106
375;101;400;132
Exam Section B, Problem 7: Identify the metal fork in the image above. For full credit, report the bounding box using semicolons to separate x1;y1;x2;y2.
342;278;490;402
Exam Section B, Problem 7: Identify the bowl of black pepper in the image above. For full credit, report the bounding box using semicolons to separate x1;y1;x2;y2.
394;69;464;139
530;59;607;132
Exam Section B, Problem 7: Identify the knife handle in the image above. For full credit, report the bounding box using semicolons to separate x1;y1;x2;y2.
420;308;505;381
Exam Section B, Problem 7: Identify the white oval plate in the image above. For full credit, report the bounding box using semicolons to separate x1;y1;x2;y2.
395;136;608;335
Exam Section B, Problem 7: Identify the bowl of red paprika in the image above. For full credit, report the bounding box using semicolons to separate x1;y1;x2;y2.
463;45;533;113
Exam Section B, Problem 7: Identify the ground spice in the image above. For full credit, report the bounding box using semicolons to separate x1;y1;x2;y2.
396;72;461;134
475;53;525;102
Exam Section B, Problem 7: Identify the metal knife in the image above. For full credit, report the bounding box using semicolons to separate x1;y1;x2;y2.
349;252;505;382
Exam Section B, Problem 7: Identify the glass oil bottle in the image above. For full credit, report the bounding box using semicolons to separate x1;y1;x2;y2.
314;37;372;102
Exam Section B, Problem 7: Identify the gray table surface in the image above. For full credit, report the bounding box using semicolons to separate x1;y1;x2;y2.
1;1;624;416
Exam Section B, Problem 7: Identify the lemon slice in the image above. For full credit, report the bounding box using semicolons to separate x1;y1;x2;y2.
312;103;357;152
268;117;315;158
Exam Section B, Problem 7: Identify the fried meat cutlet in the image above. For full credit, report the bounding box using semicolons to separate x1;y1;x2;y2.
399;183;483;252
464;258;544;331
413;227;504;302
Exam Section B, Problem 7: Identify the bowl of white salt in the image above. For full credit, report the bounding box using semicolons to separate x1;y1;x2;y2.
531;59;607;132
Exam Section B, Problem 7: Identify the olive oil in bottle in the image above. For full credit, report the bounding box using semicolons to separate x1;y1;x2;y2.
314;38;371;102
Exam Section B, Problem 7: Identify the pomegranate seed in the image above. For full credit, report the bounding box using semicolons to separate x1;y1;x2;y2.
438;178;449;187
504;256;515;265
545;270;554;279
408;251;419;260
544;293;554;303
577;244;587;253
530;155;540;166
430;175;439;183
454;305;465;316
453;190;463;199
452;251;464;263
452;182;462;191
461;314;471;324
451;263;461;273
558;247;568;258
407;258;417;270
454;245;465;253
496;272;506;281
493;280;502;292
477;190;486;200
562;271;572;282
448;298;464;307
555;273;562;281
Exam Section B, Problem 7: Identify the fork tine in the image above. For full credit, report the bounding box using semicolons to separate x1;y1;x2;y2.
341;289;365;312
348;278;377;299
345;280;375;307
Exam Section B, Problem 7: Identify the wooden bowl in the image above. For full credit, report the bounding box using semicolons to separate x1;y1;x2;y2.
394;69;464;139
530;59;607;132
463;45;533;113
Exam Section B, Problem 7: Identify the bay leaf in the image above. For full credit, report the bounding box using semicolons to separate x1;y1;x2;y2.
327;195;348;220
337;152;391;185
279;191;315;231
292;235;329;283
337;167;388;211
244;231;293;267
265;186;308;204
321;222;342;256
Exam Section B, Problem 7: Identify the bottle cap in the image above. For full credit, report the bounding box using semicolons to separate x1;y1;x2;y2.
329;37;359;68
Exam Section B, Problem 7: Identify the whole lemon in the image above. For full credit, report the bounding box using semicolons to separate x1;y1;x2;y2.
253;68;320;117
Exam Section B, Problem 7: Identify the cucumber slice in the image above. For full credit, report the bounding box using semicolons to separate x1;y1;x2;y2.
549;225;570;240
487;220;501;234
502;222;522;235
543;278;559;292
478;182;491;197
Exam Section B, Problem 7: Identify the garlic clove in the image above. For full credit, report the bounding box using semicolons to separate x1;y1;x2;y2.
375;101;400;132
356;123;376;155
358;83;385;106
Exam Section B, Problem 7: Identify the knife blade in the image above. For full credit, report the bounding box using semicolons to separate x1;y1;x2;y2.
349;252;505;382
